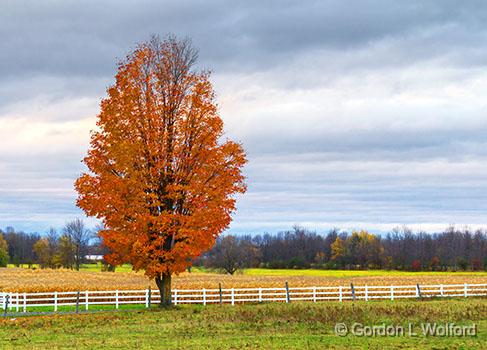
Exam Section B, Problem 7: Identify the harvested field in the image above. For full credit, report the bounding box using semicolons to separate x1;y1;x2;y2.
1;267;486;293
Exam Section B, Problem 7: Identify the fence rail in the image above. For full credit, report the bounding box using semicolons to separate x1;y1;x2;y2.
1;283;486;314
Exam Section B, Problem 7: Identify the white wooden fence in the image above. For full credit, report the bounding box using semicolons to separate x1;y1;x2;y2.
1;283;486;314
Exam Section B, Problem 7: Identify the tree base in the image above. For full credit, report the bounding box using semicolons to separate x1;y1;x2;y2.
155;273;172;306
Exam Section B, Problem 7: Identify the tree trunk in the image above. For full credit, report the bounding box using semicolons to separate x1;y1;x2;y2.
155;273;172;306
75;244;80;271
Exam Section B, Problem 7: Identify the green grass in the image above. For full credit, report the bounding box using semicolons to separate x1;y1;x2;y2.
78;263;134;272
6;303;149;314
1;298;485;349
243;268;487;278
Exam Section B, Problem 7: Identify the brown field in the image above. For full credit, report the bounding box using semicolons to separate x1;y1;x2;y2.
1;267;487;293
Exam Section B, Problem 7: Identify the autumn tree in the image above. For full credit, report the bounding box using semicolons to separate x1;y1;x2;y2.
75;36;246;305
54;234;76;269
33;238;50;268
430;256;441;271
33;228;59;268
331;237;347;265
347;230;383;268
0;234;9;267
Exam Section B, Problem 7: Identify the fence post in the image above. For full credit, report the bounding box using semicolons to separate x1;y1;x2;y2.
76;291;80;314
285;281;290;303
416;284;422;299
23;292;27;313
258;287;262;303
174;289;178;306
313;287;316;303
203;288;206;306
440;284;444;297
365;285;368;301
145;289;149;308
3;295;9;318
219;283;223;305
85;291;89;311
115;290;119;309
16;292;19;312
231;288;235;306
54;291;58;312
339;286;343;302
390;286;394;301
350;284;355;301
148;287;151;309
464;283;468;298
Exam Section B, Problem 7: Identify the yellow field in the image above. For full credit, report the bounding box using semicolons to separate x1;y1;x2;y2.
1;267;486;292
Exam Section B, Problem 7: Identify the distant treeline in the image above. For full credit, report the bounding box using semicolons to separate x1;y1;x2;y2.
201;226;487;273
1;224;486;273
0;220;99;270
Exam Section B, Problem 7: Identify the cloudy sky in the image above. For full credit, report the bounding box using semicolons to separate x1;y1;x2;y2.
1;0;487;234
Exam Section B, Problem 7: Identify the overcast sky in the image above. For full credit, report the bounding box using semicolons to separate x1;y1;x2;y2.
1;0;487;234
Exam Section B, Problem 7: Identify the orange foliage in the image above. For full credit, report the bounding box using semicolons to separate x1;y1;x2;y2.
75;36;246;283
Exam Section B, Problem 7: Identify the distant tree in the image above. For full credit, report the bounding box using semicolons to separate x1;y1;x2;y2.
457;257;468;271
54;234;76;269
205;235;261;274
32;228;59;269
384;256;394;270
471;258;482;271
314;251;326;265
46;228;59;260
2;228;39;266
347;230;383;268
331;237;347;266
430;256;441;271
0;234;9;267
63;219;91;270
33;238;50;268
207;236;242;274
238;235;261;268
411;259;421;271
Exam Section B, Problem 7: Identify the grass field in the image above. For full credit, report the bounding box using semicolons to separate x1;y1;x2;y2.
1;266;486;292
0;299;485;349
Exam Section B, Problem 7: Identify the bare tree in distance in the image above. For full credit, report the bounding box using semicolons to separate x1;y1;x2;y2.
209;236;241;274
207;235;260;274
46;227;58;267
63;219;91;270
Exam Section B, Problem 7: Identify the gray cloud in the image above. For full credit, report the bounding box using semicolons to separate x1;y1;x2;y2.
2;1;487;233
3;0;487;77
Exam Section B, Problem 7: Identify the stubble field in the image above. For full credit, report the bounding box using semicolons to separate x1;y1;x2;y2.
1;266;486;292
